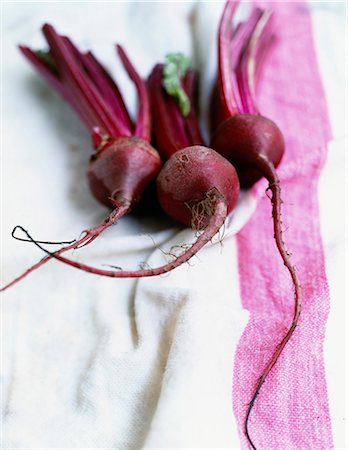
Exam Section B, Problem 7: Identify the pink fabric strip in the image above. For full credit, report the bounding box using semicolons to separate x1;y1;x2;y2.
233;2;333;449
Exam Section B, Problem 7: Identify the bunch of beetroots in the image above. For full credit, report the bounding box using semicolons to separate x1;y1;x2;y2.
2;26;241;285
2;2;302;450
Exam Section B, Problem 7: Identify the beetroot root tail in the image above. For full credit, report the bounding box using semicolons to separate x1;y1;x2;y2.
0;204;130;293
6;198;228;279
244;156;302;450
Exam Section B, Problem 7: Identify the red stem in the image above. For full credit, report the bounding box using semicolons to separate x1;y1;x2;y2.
84;51;133;133
116;44;151;141
166;95;191;148
231;20;252;67
148;65;189;158
182;69;205;145
244;155;302;450
62;37;133;137
254;33;276;89
19;46;94;130
0;204;130;293
42;24;120;137
148;65;205;160
233;9;263;114
228;13;262;114
7;199;227;280
218;0;240;117
236;9;273;114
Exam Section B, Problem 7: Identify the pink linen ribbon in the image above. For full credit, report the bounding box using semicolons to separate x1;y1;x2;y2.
233;2;333;449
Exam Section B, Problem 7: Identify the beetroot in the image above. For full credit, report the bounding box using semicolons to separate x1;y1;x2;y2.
210;2;302;448
212;114;285;188
1;24;161;292
157;146;238;228
88;137;160;208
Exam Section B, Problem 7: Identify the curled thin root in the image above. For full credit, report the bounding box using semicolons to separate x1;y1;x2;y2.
12;225;76;245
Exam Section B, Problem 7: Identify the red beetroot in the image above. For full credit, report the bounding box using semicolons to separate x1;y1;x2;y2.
1;24;161;292
88;137;160;208
212;114;284;188
157;146;238;228
210;2;302;449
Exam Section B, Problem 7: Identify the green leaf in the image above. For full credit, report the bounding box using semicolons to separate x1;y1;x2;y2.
162;53;191;116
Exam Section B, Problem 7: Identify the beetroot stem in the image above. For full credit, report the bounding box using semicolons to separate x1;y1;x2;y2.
236;9;272;114
148;65;189;157
218;0;240;117
182;69;205;145
82;51;133;134
230;23;248;69
19;46;94;130
10;199;228;279
116;44;151;141
62;37;132;137
165;94;191;148
42;24;120;137
228;9;263;113
244;155;302;450
254;33;276;88
0;205;130;293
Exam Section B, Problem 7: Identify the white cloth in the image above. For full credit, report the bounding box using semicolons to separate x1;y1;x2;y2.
1;2;345;449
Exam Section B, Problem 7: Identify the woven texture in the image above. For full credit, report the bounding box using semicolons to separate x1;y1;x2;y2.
233;2;333;449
